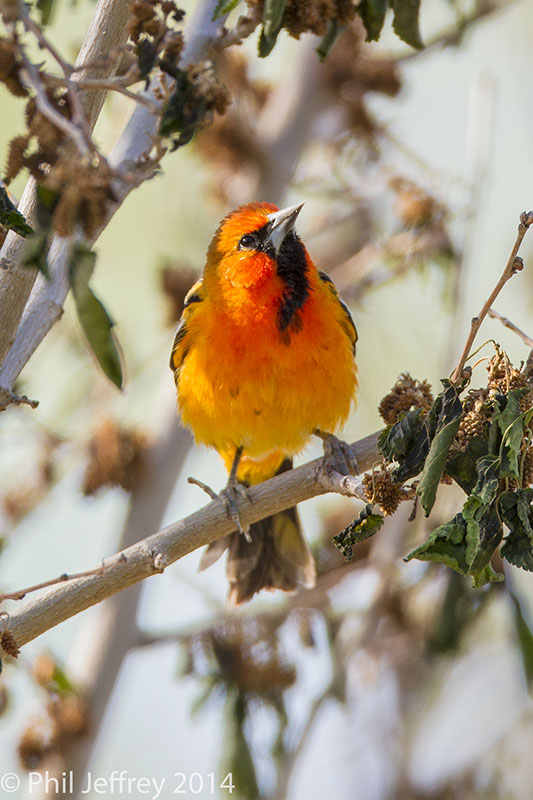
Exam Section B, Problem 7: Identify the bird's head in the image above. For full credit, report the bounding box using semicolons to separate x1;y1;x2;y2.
206;201;307;290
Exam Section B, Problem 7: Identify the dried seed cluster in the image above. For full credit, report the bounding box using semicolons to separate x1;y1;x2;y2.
247;0;356;37
488;351;529;395
18;652;88;770
46;156;116;238
195;52;270;202
83;418;148;495
128;0;184;76
0;36;27;98
160;263;199;324
451;350;533;484
3;448;55;523
18;697;88;770
378;372;434;425
4;92;73;184
323;22;401;137
390;177;440;229
184;619;296;699
454;391;490;451
0;629;20;659
362;466;403;515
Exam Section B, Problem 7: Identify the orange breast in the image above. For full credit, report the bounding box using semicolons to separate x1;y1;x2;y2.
177;272;357;458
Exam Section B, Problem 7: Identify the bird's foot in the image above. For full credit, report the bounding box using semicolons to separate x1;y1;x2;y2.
314;430;359;477
219;481;253;543
187;475;252;542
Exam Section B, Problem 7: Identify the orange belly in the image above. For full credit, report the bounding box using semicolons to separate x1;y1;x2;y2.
177;288;357;459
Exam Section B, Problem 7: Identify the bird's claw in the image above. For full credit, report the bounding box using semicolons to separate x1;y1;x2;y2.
315;431;358;477
188;475;253;541
220;482;253;542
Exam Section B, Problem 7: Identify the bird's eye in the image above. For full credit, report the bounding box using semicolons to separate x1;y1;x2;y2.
238;234;256;250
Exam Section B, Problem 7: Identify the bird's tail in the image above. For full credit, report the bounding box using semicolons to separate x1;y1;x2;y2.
198;453;316;605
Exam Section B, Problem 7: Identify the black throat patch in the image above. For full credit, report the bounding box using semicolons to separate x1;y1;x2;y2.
238;223;310;343
275;232;309;343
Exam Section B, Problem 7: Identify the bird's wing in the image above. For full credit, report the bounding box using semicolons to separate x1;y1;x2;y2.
318;271;357;355
169;279;204;378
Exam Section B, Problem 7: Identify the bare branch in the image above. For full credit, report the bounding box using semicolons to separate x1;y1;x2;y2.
488;308;533;348
2;431;380;652
17;0;95;150
0;0;132;371
44;71;159;113
0;0;229;401
215;7;262;49
450;210;533;384
18;49;93;157
0;388;38;411
0;563;113;602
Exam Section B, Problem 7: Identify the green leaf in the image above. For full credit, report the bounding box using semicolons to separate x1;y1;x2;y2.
405;513;470;574
471;564;504;589
418;416;461;515
509;589;533;685
69;244;123;389
517;490;533;538
500;490;533;571
416;380;463;514
426;572;474;654
378;408;424;463
461;495;482;567
0;187;33;238
190;676;220;716
495;389;529;478
258;0;287;57
21;184;59;277
212;0;240;19
391;0;423;49
472;454;500;506
317;19;342;60
463;496;503;575
445;436;488;494
406;496;503;587
37;0;57;25
357;0;389;42
22;230;50;277
332;504;384;561
221;692;259;800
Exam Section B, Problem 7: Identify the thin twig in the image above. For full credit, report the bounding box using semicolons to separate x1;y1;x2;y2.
19;49;92;157
0;389;38;411
450;210;533;385
188;476;219;501
396;0;516;64
488;308;533;348
18;0;95;153
43;70;159;113
0;564;114;602
214;7;263;50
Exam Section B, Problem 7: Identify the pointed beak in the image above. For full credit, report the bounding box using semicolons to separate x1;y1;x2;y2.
265;203;304;254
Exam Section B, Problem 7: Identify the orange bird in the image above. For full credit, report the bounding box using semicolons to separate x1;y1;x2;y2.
170;202;358;603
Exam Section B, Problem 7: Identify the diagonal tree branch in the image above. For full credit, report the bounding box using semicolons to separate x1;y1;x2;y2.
0;0;131;369
2;431;380;652
0;0;228;398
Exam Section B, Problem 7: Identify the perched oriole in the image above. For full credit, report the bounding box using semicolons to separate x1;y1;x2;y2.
170;202;358;604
